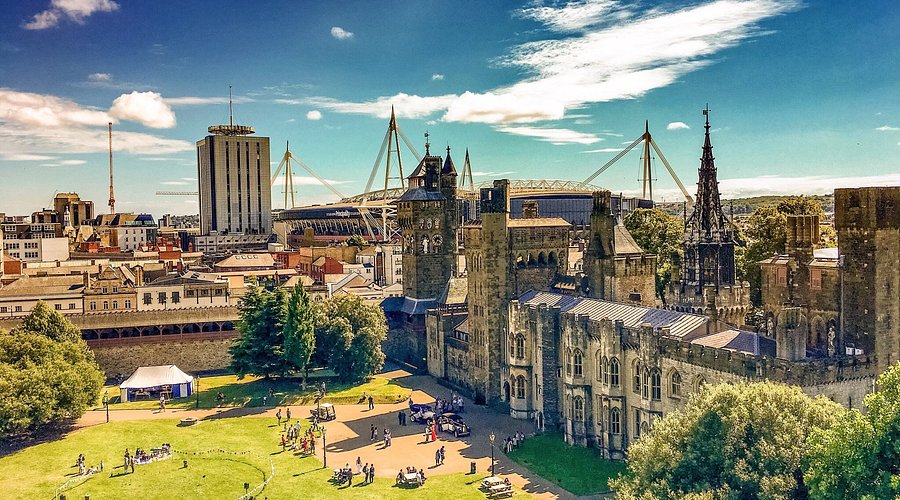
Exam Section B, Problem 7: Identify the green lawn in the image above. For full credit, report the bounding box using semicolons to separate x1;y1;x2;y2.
101;373;411;410
507;433;626;495
0;417;528;499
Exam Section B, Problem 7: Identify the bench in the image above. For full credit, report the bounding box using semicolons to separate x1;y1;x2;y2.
489;484;513;497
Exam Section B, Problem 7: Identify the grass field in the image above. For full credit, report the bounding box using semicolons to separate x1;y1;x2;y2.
507;433;626;495
0;417;528;499
101;373;411;410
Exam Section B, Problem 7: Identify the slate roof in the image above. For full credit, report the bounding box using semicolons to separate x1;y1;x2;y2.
379;296;437;316
518;291;709;339
691;329;776;356
507;217;570;228
397;187;445;202
0;275;85;297
613;224;644;255
437;276;467;305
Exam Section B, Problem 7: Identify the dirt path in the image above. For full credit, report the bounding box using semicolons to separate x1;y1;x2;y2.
76;368;575;499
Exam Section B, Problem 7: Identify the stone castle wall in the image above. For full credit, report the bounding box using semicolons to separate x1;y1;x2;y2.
89;332;236;377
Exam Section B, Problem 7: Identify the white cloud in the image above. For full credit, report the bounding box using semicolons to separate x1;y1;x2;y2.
109;91;176;128
161;180;189;186
306;110;322;120
24;0;119;30
471;170;517;177
0;153;58;161
667;121;690;130
0;87;112;127
283;93;458;120
88;72;112;81
432;74;445;81
330;26;353;40
59;159;85;165
302;0;800;133
875;125;900;131
181;177;197;182
496;126;602;145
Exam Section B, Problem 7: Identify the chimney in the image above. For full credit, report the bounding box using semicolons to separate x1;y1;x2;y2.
786;214;819;256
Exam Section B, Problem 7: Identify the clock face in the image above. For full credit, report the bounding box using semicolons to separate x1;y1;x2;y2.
432;234;443;249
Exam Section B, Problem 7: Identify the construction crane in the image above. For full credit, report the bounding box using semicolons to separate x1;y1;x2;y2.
579;121;694;204
108;122;115;214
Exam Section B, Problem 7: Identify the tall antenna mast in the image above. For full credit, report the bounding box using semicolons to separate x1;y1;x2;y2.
108;122;115;214
228;85;233;127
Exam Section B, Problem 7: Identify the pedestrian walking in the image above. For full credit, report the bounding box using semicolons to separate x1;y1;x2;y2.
440;446;445;465
368;395;374;410
435;448;441;467
281;434;286;451
424;425;430;442
398;410;403;426
276;408;282;424
286;407;292;420
369;464;375;484
370;424;377;441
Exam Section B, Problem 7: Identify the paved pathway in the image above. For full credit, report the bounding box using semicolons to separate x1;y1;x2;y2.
77;368;577;499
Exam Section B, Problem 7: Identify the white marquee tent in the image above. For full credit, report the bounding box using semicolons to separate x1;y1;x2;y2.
119;365;195;402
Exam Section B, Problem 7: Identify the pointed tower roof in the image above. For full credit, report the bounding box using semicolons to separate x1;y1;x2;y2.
442;145;457;176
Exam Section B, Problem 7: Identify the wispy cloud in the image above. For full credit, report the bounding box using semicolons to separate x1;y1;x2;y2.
299;0;800;146
875;125;900;131
306;110;322;120
24;0;119;30
471;170;517;177
667;121;690;130
161;180;189;186
76;73;155;91
0;153;57;161
330;26;353;40
432;74;445;81
496;126;602;145
88;72;112;81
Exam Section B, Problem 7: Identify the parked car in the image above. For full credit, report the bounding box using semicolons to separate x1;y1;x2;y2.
409;404;434;423
438;413;471;437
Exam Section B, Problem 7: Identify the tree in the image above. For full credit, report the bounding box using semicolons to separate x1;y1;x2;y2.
738;197;826;306
313;294;386;383
282;284;315;382
0;303;104;437
623;208;684;300
229;286;292;378
346;234;367;249
806;363;900;499
611;381;843;499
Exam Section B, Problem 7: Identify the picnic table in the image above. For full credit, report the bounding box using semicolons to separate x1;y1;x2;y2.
489;483;513;498
481;477;503;488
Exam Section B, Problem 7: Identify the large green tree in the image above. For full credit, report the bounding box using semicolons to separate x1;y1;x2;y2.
282;284;315;382
623;207;684;300
230;286;293;378
737;197;826;306
0;302;104;437
806;363;900;499
313;294;386;383
611;381;843;499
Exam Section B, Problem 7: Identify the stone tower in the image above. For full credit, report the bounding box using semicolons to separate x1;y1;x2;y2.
396;142;458;300
666;108;749;324
583;190;657;306
834;186;900;371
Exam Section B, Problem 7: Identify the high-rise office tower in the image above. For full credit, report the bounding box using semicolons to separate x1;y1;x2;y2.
197;101;271;236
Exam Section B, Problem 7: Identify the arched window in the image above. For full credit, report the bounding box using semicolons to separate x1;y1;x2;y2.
515;376;526;399
609;358;620;387
515;334;525;359
633;362;641;394
573;349;583;377
600;355;608;384
651;369;661;401
566;349;572;376
609;408;621;434
694;376;707;393
642;368;650;399
509;336;516;358
573;396;584;421
670;370;682;397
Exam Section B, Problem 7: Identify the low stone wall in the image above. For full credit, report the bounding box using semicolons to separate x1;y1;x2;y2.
89;332;236;377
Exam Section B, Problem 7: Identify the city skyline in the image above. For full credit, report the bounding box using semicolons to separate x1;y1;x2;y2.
1;0;898;217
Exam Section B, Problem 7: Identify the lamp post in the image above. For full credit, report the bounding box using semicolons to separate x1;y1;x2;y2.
489;431;495;476
102;391;109;423
322;426;328;468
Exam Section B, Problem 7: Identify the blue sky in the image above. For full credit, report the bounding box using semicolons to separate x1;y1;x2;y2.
1;0;898;217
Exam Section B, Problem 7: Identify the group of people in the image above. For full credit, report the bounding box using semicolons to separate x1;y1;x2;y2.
276;406;293;424
396;466;427;486
361;392;375;410
369;424;393;447
433;445;446;467
503;432;526;454
75;454;102;476
434;393;464;415
333;457;376;486
121;444;170;474
281;420;318;455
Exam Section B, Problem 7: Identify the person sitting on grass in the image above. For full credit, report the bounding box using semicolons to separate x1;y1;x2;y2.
396;470;404;484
